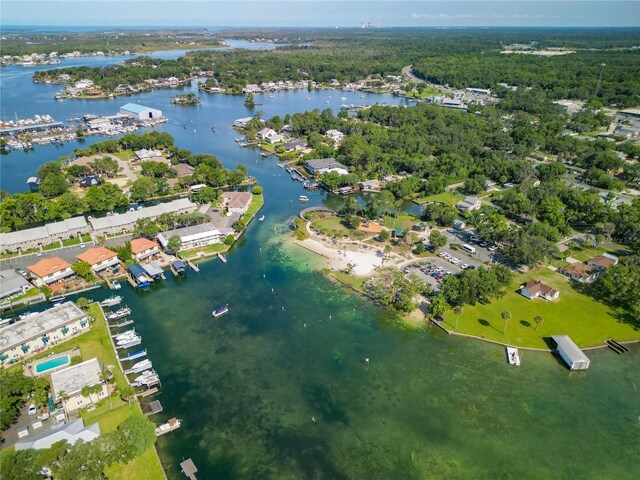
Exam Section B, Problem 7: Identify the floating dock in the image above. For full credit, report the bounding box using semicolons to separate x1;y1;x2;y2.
605;338;629;354
180;458;198;480
217;252;227;263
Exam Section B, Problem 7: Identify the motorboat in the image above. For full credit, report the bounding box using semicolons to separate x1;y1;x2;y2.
259;215;265;222
49;295;66;303
211;304;229;318
108;307;131;320
100;296;122;307
113;329;136;341
506;346;521;367
299;195;309;203
112;280;121;290
125;359;153;374
155;418;181;436
133;370;160;387
117;335;141;346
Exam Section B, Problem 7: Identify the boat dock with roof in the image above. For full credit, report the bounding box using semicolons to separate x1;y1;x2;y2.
552;335;590;370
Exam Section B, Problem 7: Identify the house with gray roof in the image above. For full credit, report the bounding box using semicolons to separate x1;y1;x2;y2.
0;216;89;253
0;270;32;301
305;158;348;176
15;418;101;451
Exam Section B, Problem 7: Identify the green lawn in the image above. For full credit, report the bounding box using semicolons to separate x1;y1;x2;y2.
565;245;624;262
9;287;41;303
42;241;62;251
382;213;420;231
240;193;264;224
62;237;81;247
113;150;135;161
312;216;368;239
414;191;464;206
106;447;166;480
442;269;638;348
332;271;367;291
182;243;229;258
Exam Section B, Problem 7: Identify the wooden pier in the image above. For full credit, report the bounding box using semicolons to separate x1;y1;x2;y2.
110;319;134;328
118;349;147;361
180;458;198;480
136;387;159;398
183;257;200;272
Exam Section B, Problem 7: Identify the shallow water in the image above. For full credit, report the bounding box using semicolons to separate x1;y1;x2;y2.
2;50;640;479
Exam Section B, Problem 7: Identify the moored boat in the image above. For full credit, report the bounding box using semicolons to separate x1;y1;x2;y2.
211;304;229;318
108;307;131;320
259;215;265;222
299;195;309;203
506;346;521;366
100;295;122;307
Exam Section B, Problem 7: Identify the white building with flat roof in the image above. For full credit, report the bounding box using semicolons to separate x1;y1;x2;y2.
0;216;88;253
119;103;163;121
0;302;89;363
157;222;224;251
50;358;108;413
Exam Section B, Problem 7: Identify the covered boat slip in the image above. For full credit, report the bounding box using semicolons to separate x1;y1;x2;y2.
552;335;590;370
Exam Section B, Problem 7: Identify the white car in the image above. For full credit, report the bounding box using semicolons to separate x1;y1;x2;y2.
461;263;469;269
80;243;86;248
28;404;37;416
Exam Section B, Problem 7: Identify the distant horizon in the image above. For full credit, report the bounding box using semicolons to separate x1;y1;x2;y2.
2;1;640;28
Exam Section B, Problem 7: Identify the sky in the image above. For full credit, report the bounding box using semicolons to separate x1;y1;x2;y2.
2;1;639;28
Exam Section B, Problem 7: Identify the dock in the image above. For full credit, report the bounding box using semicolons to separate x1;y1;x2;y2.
155;418;181;436
183;257;200;272
119;349;147;361
170;260;187;277
136;387;159;398
110;319;134;328
217;252;227;263
605;338;629;354
180;458;198;480
143;400;163;416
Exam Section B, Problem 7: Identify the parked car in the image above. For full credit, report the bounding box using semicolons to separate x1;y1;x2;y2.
28;404;37;416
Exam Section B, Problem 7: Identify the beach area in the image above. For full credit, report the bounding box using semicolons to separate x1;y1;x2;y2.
295;238;385;275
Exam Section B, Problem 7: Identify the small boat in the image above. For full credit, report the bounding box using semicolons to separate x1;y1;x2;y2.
113;329;136;341
112;280;122;290
260;152;270;157
340;96;347;100
49;295;66;303
100;295;122;307
258;215;265;222
211;304;229;318
306;97;311;100
277;163;285;168
154;418;181;436
211;126;216;132
108;307;131;320
124;359;152;374
506;346;521;367
117;336;142;349
117;334;141;346
299;195;309;203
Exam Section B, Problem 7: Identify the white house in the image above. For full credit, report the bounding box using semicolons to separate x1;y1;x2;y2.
50;358;108;414
325;129;345;143
157;222;225;251
257;128;283;143
456;196;482;212
305;158;349;176
130;238;160;261
221;192;253;215
26;257;74;286
74;79;94;90
119;103;163;121
520;280;559;301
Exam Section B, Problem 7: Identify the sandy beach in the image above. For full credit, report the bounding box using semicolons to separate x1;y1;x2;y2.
296;238;384;275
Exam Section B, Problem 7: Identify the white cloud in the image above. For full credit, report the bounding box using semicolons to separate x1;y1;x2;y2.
410;13;475;19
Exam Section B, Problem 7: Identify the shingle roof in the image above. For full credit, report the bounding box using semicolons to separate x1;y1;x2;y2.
523;280;558;296
27;257;72;278
221;192;252;209
306;158;347;170
75;247;117;266
559;262;597;278
587;255;616;268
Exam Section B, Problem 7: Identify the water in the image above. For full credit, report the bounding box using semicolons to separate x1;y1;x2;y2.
2;50;640;479
34;354;70;373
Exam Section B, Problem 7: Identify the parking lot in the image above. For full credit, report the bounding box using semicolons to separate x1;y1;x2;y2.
403;257;462;291
441;229;497;264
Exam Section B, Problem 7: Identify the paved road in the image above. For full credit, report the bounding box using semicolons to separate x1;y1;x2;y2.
402;65;426;84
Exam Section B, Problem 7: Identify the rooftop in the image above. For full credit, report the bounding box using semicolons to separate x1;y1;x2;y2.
552;335;590;365
120;103;154;114
157;222;222;246
0;269;31;296
75;247;118;266
89;198;196;231
0;217;87;249
559;262;597;278
15;418;100;451
221;191;252;209
27;257;72;278
587;255;616;268
0;302;87;353
305;158;347;170
50;358;103;401
130;237;159;254
523;280;558;296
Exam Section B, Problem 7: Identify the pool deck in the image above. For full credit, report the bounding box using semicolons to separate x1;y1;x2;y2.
23;349;76;377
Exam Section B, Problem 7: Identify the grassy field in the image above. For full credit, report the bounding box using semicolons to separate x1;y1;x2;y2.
113;150;135;161
564;244;625;262
382;213;419;230
414;191;464;206
240;192;264;224
332;271;367;291
182;242;229;259
442;269;638;348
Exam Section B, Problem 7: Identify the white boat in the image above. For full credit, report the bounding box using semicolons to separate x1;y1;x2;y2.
211;304;229;318
124;359;152;374
134;370;159;385
259;215;265;222
100;296;122;307
108;307;131;320
112;280;121;290
154;418;181;436
299;195;309;203
117;335;141;346
113;329;136;341
506;346;521;367
340;96;347;100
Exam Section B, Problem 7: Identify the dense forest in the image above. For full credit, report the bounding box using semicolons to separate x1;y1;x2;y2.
32;28;640;105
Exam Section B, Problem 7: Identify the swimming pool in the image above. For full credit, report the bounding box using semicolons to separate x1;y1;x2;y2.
35;355;70;374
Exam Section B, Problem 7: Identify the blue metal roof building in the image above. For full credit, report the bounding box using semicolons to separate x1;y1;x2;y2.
119;103;162;120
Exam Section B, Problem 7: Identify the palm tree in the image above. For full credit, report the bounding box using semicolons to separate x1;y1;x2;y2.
59;390;69;421
534;315;544;331
100;367;113;410
453;306;463;330
501;310;511;335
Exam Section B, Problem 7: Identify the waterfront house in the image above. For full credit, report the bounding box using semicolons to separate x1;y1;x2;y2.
50;358;108;414
233;117;254;128
130;238;160;262
0;269;32;301
557;263;599;283
157;222;223;251
0;216;89;253
305;158;349;176
27;257;74;286
119;103;163;121
456;196;482;212
0;302;89;363
89;198;196;236
257;128;283;143
282;140;306;152
586;254;618;272
359;179;382;192
15;418;100;451
134;149;164;161
75;247;120;273
325;129;345;143
221;192;253;215
520;280;559;301
74;79;94;90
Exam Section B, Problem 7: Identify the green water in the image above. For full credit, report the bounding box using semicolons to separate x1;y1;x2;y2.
106;222;639;480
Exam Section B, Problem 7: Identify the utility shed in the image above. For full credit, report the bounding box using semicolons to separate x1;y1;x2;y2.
552;335;590;370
